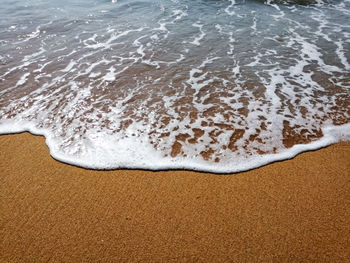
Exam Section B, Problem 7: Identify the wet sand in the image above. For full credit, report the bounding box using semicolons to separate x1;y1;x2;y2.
0;132;349;262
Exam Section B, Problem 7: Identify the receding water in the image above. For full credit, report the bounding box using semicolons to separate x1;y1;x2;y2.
0;0;349;172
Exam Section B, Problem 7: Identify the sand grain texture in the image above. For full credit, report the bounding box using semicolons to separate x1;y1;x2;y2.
0;133;349;262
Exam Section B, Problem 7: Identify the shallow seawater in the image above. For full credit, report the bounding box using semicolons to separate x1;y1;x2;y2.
0;0;349;172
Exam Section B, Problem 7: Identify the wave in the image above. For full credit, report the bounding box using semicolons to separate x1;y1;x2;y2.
0;0;349;173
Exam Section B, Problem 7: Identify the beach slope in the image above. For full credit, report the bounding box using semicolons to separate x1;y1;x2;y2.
0;132;349;262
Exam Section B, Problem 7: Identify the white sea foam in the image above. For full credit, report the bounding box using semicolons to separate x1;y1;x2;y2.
0;119;349;173
15;73;30;87
190;23;205;46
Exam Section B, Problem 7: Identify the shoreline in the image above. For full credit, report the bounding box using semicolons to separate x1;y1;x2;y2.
1;122;350;173
1;132;349;262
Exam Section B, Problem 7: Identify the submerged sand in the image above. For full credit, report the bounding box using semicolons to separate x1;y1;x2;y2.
0;132;349;262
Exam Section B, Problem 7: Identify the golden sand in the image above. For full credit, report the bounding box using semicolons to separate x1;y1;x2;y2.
0;132;349;262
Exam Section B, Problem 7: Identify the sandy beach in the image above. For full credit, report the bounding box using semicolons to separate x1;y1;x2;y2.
0;132;349;262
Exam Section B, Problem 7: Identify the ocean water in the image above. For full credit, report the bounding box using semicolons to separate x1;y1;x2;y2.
0;0;349;172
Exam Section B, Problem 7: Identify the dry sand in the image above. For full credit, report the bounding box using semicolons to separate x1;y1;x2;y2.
0;132;349;262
